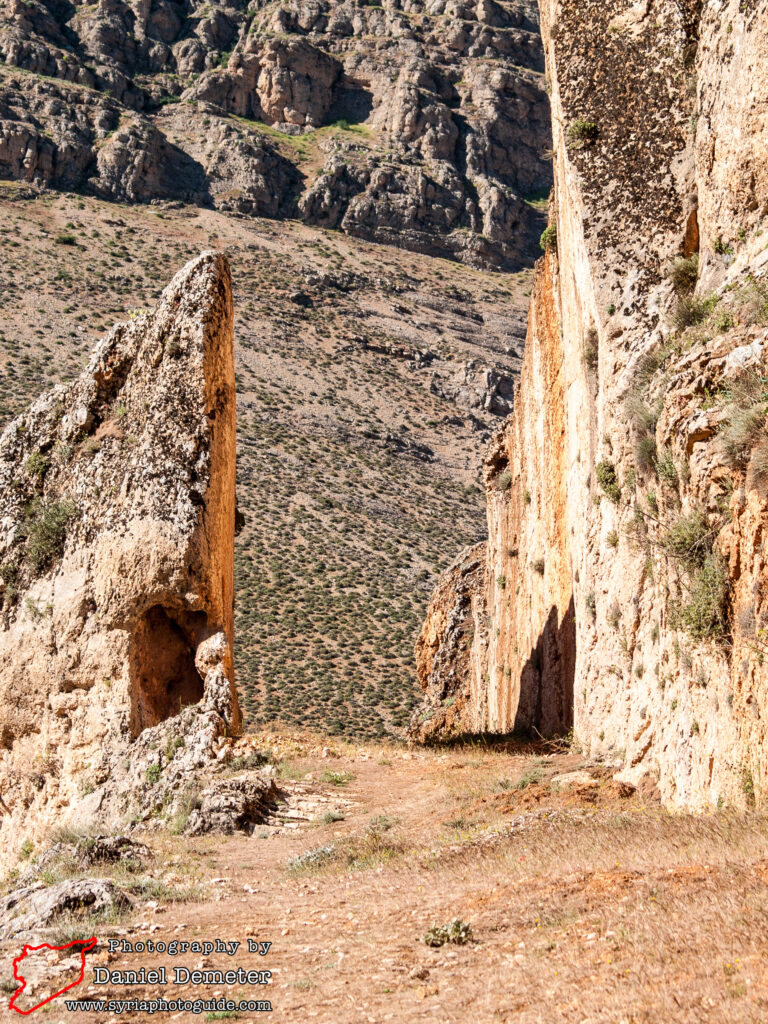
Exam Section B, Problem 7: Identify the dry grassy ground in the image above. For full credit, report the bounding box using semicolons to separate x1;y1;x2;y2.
0;185;531;740
3;734;768;1023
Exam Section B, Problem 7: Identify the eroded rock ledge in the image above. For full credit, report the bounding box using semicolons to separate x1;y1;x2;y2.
0;251;241;867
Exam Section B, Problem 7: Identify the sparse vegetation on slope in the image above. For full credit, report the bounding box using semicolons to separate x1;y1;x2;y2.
0;189;530;740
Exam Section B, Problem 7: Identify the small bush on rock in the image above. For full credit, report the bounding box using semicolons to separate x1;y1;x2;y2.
596;460;621;503
540;225;558;253
24;499;77;574
567;118;598;149
666;254;699;292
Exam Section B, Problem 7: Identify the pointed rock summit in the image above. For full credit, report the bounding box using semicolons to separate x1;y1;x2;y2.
0;252;240;867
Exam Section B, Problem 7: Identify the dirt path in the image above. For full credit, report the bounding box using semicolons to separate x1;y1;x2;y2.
5;742;768;1023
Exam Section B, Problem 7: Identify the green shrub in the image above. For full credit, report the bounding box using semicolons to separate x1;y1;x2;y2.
674;554;729;640
717;370;768;469
0;561;18;585
750;437;768;486
636;435;658;474
322;769;353;786
624;393;660;435
662;509;712;570
742;767;756;808
25;451;50;481
596;460;621;503
24;499;77;573
584;328;599;370
540;224;558;253
567;118;598;149
734;277;768;326
55;233;77;246
713;237;733;256
666;254;699;292
669;293;717;332
496;470;513;492
423;919;473;947
515;766;544;789
656;446;679;487
287;820;400;873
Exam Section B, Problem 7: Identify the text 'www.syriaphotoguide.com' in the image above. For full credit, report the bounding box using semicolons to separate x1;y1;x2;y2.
63;997;272;1014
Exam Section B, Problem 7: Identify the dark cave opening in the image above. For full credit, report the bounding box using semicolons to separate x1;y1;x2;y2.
129;605;208;738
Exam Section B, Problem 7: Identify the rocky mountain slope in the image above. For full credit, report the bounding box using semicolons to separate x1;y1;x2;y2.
0;186;533;742
0;251;242;868
0;0;551;268
412;0;768;811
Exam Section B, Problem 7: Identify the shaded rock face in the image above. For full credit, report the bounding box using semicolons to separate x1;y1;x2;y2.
414;0;768;809
408;542;488;742
0;252;240;867
186;775;278;836
0;0;551;268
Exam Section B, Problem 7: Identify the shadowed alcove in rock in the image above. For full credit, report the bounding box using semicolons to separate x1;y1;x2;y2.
129;605;210;738
514;596;576;737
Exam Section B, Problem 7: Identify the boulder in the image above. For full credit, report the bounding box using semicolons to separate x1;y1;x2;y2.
0;878;131;941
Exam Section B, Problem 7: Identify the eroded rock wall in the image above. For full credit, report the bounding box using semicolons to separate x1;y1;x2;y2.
0;252;240;867
413;0;768;810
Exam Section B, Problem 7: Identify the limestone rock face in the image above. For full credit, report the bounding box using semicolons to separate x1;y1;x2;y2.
0;252;240;868
1;877;131;941
0;0;551;269
409;543;488;743
191;36;342;127
416;0;768;809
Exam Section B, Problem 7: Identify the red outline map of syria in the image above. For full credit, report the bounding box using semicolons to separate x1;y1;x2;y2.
9;937;97;1015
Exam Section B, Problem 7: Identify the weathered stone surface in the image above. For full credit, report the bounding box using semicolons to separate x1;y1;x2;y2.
417;0;768;810
15;837;152;889
409;542;488;742
190;37;342;127
0;252;240;868
186;774;279;835
0;878;131;941
430;362;517;416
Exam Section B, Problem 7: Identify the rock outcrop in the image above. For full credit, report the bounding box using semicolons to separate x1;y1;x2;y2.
0;0;551;268
412;0;768;810
0;251;241;868
1;878;131;941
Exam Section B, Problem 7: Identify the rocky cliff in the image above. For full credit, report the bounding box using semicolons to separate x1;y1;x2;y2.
0;251;241;867
0;0;551;268
412;0;768;811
